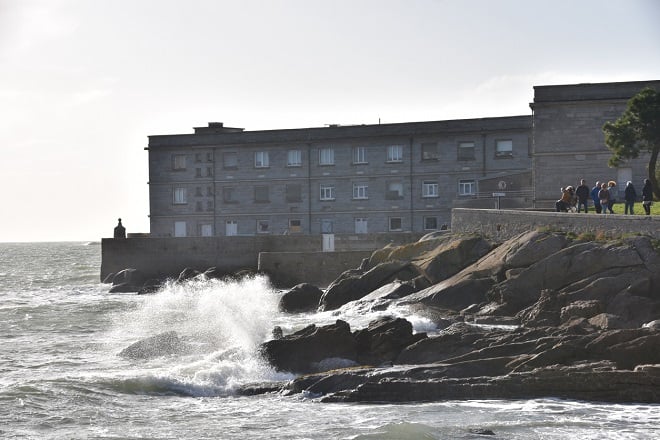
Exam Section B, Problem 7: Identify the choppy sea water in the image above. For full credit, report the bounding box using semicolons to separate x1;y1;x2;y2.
0;242;658;439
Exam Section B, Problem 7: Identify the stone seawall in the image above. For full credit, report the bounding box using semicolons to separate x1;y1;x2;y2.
451;208;660;241
101;233;423;283
259;251;372;287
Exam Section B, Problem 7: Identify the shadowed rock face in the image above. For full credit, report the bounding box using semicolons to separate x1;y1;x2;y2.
119;331;187;359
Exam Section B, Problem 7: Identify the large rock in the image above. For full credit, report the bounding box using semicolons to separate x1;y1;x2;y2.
319;261;422;311
110;268;146;292
279;283;324;313
354;317;425;365
260;320;358;374
118;331;187;359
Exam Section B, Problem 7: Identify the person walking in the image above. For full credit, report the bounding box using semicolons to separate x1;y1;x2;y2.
591;181;602;214
641;179;653;215
575;179;590;213
598;183;610;214
606;181;617;214
624;181;637;215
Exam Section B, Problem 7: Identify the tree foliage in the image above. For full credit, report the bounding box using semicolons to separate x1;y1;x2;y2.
603;87;660;199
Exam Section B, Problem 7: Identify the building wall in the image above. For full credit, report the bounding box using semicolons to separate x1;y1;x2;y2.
531;81;660;208
147;117;532;237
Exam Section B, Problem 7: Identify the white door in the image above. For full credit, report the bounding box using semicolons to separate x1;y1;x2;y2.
617;167;632;200
174;221;187;237
322;234;335;252
225;220;238;236
201;224;213;237
355;218;368;234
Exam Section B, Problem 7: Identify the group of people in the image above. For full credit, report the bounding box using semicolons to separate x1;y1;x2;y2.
556;179;653;215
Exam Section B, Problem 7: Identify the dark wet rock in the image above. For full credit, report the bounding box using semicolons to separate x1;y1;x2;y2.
118;331;187;359
516;289;563;327
560;300;604;323
138;278;163;295
102;272;115;284
319;261;422;311
202;267;226;280
468;428;496;436
109;282;139;293
272;326;283;339
260;320;358;374
354;317;425;365
279;283;324;313
111;268;146;289
606;292;658;328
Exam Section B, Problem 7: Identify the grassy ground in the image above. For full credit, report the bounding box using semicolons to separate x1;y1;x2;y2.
582;202;659;215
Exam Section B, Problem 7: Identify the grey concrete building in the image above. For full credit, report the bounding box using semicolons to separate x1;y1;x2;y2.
147;117;532;237
531;80;660;207
146;80;660;237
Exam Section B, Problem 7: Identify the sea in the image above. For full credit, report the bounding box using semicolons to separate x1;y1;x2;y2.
0;242;658;439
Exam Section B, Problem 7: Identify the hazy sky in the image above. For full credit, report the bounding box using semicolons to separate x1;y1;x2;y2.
1;0;659;242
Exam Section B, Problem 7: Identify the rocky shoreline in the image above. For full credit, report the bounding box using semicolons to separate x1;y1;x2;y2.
257;230;660;403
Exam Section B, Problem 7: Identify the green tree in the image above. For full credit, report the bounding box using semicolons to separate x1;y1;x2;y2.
603;87;660;199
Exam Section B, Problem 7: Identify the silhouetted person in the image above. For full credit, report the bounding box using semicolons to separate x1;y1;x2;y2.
114;218;126;239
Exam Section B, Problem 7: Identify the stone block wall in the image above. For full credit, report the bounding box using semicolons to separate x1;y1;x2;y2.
451;208;660;241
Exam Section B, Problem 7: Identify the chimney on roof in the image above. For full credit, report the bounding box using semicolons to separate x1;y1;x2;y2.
193;122;245;134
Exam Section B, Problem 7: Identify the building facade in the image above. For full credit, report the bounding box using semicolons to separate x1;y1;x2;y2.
146;80;660;237
147;117;532;237
531;80;660;207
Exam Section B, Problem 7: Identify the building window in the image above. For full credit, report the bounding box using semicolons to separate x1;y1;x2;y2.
255;151;269;168
495;139;513;157
206;200;213;211
173;187;187;204
458;142;475;161
223;187;237;203
320;184;335;201
195;168;202;178
172;154;186;170
386;181;404;199
422;181;438;198
223;152;238;169
256;219;270;234
254;185;269;202
424;217;438;230
352;183;368;200
319;148;334;165
353;146;367;164
289;219;302;233
195;201;203;212
387;145;403;163
200;224;213;237
195;186;203;197
321;219;333;233
206;167;213;177
421;142;439;161
195;153;202;162
225;220;238;236
286;184;302;202
355;218;368;234
287;149;302;167
206;186;213;197
459;179;476;196
174;221;187;237
206;152;213;162
389;217;403;231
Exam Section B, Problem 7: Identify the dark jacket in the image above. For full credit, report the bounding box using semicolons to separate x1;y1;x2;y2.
642;182;653;202
624;184;637;202
575;184;590;202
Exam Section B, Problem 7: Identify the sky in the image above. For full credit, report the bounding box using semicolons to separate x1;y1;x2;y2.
1;0;659;242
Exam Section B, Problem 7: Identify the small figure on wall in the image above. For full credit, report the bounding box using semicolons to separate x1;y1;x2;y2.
114;218;126;239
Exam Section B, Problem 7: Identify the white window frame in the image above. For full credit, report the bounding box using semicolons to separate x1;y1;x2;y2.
353;146;367;164
287;149;302;167
319;148;335;165
421;142;439;161
174;221;187;237
319;184;335;201
256;219;270;234
255;151;270;168
387;145;403;163
389;217;403;231
495;139;513;157
173;187;187;204
172;154;186;170
352;183;368;200
458;179;476;196
386;181;404;199
200;224;213;237
422;181;438;198
354;218;368;234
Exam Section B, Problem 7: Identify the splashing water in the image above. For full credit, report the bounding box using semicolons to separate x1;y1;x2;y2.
107;275;294;397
